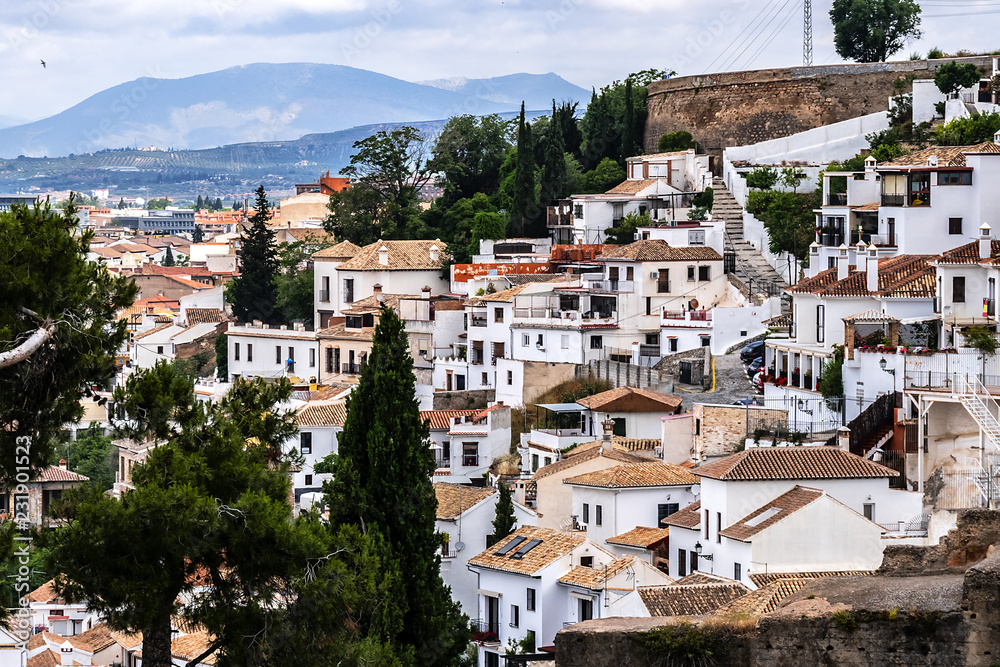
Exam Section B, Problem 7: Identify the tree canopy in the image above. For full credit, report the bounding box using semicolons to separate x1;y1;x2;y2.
830;0;922;63
226;186;281;325
934;62;984;96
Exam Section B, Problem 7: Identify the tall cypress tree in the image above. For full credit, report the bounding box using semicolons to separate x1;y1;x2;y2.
325;305;469;666
622;77;637;161
196;195;204;210
540;99;567;212
162;246;174;266
511;102;537;237
227;185;281;324
491;482;517;543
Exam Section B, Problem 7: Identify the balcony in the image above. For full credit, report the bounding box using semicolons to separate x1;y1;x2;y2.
470;315;487;328
319;289;330;302
586;279;635;292
471;619;500;644
341;363;361;374
827;193;848;206
434;457;451;470
441;544;457;558
662;310;713;325
881;194;905;207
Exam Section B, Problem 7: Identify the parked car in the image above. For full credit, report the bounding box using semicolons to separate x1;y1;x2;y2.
740;341;765;363
732;397;756;406
746;357;765;378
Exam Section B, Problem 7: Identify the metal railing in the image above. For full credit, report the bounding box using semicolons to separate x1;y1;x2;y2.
471;619;500;643
462;455;479;468
471;316;487;327
341;363;361;374
318;289;330;302
827;193;847;206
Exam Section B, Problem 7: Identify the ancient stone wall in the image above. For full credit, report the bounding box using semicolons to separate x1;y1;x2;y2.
644;57;994;159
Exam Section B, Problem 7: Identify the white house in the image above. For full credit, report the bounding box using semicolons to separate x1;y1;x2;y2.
290;401;347;503
26;579;102;637
226;322;319;383
434;483;536;616
421;405;512;483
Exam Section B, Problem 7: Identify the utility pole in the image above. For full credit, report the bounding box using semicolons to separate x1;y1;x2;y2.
803;0;813;66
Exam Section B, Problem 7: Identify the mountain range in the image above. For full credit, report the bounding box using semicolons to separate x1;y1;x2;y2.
0;63;590;159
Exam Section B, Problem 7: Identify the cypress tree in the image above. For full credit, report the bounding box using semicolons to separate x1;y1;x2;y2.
192;225;204;243
196;195;204;210
491;482;517;543
622;77;637;161
226;185;281;324
214;197;223;210
540;99;567;211
325;305;469;666
511;102;537;237
162;246;174;266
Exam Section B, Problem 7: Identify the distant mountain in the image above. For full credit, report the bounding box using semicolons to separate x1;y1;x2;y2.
418;73;590;109
0;114;31;130
0;64;590;159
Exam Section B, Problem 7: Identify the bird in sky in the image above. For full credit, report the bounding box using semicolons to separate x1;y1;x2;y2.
40;60;46;68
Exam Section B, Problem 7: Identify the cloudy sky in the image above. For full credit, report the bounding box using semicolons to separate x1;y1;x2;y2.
0;0;996;122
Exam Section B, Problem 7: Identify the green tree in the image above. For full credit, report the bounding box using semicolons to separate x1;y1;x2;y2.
554;101;583;160
214;331;228;380
819;345;845;412
745;166;779;190
340;127;430;239
196;195;204;210
510;104;538;236
324;183;383;246
621;77;637;160
275;241;323;325
759;191;819;276
579;73;655;169
0;197;137;479
604;210;650;245
658;131;698;152
117;197;126;209
830;0;922;63
162;246;175;266
324;305;469;666
429;114;513;206
214;197;223;211
583;157;626;193
226;186;281;325
146;198;170;210
491;482;517;542
192;225;205;243
780;167;807;193
469;210;507;260
57;423;117;491
934;111;1000;146
540;101;568;210
934;62;982;96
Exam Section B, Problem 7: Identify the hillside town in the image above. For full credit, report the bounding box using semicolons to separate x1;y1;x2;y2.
6;2;1000;665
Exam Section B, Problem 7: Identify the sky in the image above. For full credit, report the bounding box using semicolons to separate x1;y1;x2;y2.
0;0;997;123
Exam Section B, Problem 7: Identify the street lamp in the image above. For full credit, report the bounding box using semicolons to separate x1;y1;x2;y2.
693;541;714;561
879;357;895;375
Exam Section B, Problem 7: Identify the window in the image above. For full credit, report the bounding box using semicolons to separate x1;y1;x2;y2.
507;370;513;385
863;503;875;521
522;334;530;347
657;503;679;524
304;474;313;486
574;204;584;218
321;275;330;301
677;549;687;577
626;267;634;281
456;375;465;390
234;343;240;361
325;347;333;373
701;336;711;347
462;442;478;468
579;598;593;621
646;332;659;345
582;503;590;524
590;335;603;350
699;266;711;281
949;217;963;235
734;563;742;581
716;512;722;543
580;556;594;568
668;338;678;352
657;269;670;293
909;172;931;206
485;653;499;667
494;307;504;323
817;304;825;343
544;456;551;466
442;440;451;462
938;171;972;185
646;297;651;316
561;334;569;349
596;505;603;526
687;266;695;281
156;345;163;355
343;278;354;304
276;346;282;364
510;604;519;628
532;454;539;471
309;348;315;368
695;419;701;436
418;338;428;357
704;510;709;539
690;550;699;572
526;587;536;611
536;334;544;348
828;256;837;269
481;372;489;385
954;276;966;303
300;432;312;455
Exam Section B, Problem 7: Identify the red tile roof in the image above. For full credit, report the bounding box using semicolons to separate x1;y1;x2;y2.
936;240;1000;265
661;500;701;529
789;255;934;298
605;526;671;549
36;466;89;483
469;525;585;576
575;385;683;413
597;239;721;262
563;462;698;488
420;409;478;430
693;447;898;481
718;485;823;541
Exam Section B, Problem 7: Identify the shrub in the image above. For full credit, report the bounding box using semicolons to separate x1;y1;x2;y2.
745;190;777;216
636;622;729;667
935;112;1000;146
832;610;857;631
745;166;778;190
692;186;714;211
927;47;944;59
659;131;698;152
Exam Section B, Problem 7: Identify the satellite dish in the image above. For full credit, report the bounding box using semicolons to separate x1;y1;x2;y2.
455;541;466;553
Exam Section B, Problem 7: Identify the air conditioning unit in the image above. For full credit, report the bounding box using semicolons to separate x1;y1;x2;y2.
633;233;640;240
650;272;659;280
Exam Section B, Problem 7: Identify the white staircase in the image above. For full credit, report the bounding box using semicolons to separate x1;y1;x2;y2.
953;376;1000;505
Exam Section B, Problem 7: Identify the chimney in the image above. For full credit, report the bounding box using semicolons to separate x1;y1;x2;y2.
856;239;868;273
601;418;615;453
980;223;992;260
252;319;262;328
836;426;851;451
866;244;879;293
422;285;431;299
836;243;849;281
429;244;440;262
378;245;389;266
373;283;383;300
864;156;877;173
59;459;67;469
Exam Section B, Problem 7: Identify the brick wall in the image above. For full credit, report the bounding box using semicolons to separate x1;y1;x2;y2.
693;404;787;459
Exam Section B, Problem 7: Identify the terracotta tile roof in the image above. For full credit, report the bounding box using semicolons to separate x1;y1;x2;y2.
336;239;448;271
312;240;362;259
605;526;671;549
788;255;934;298
597;239;721;262
317;322;374;341
89;246;123;258
576;385;683;413
558;556;636;589
563;462;698;488
36;466;89;483
110;629;143;649
853;201;881;211
296;402;348;427
28;579;63;604
748;570;875;588
719;485;824;542
712;578;812;616
841;308;899;324
661;500;701;529
505;274;566;286
434;483;496;519
639;582;750;617
531;446;649;481
184;308;225;324
68;623;116;652
420;409;478;430
171;630;217;665
468;525;585;576
604;178;657;194
140;264;213;278
936;239;1000;264
881;142;1000;167
26;649;59;667
468;284;531;304
342;293;421;313
673;572;736;586
283;228;334;242
133;323;175;341
692;446;898;481
164;275;212;291
564;436;660;457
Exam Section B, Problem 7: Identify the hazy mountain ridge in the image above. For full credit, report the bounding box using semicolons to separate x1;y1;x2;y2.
0;64;589;159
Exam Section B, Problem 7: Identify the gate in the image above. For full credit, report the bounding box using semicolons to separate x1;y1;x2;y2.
723;251;736;275
679;361;692;385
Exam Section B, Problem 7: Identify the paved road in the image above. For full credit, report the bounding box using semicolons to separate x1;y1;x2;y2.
678;353;759;412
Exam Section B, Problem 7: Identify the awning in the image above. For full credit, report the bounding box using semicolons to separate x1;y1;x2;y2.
535;403;584;413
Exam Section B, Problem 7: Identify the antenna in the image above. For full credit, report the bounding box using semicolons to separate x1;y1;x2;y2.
803;0;813;66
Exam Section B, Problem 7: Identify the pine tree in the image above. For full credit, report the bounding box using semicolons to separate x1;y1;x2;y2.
325;305;469;666
511;103;537;237
622;77;637;161
540;100;567;211
162;246;174;266
117;197;126;209
196;195;204;210
226;186;281;324
491;482;517;543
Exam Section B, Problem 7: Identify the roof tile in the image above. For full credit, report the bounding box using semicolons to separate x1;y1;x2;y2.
693;446;899;481
661;500;701;529
789;255;934;298
639;582;750;616
718;485;823;542
468;525;585;576
335;240;448;271
296;402;348;427
563;462;698;488
576;385;683;413
605;526;671;549
597;239;721;262
558;556;636;589
434;483;496;520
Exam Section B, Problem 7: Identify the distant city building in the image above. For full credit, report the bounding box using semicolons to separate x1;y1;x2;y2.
0;193;39;211
118;209;196;234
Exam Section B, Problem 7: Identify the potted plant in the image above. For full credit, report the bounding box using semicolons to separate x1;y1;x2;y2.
821;226;833;246
804;369;813;390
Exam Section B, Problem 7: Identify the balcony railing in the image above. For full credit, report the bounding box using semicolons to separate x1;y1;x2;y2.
881;194;905;207
471;352;485;365
471;619;500;643
587;279;634;292
319;289;330;302
462;455;478;468
663;310;712;322
435;457;450;469
827;193;847;206
341;363;361;374
441;544;457;558
471;316;487;327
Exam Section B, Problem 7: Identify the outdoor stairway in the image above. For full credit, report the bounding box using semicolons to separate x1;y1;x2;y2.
712;177;790;308
953;376;1000;504
862;423;894;459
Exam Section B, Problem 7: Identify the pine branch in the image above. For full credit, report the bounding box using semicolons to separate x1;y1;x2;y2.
0;308;55;370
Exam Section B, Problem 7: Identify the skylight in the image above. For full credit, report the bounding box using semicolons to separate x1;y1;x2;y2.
509;538;543;560
495;536;527;557
744;507;783;527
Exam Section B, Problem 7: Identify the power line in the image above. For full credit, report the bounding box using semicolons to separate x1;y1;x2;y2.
743;1;804;72
719;0;798;72
702;0;781;74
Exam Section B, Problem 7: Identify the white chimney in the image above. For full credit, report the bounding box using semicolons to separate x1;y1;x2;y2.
600;419;615;453
429;244;440;261
378;245;389;266
373;283;383;300
421;285;431;299
837;243;849;281
864;156;877;173
59;459;67;469
856;239;868;273
981;223;992;260
927;155;938;167
867;244;879;293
